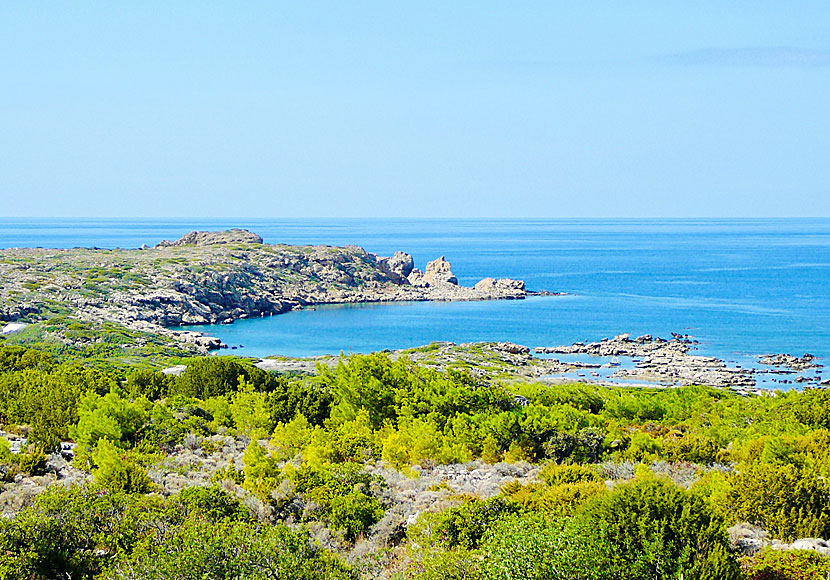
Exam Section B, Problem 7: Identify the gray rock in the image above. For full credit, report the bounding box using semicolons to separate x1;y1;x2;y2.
378;252;415;281
156;229;263;247
407;270;427;287
424;256;458;286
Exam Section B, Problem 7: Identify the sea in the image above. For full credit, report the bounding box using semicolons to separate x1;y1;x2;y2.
2;218;829;386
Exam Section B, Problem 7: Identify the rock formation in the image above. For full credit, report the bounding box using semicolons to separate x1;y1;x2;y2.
424;256;458;285
376;251;415;282
0;230;542;353
155;229;263;247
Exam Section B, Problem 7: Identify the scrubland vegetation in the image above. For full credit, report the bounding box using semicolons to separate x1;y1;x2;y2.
2;343;830;579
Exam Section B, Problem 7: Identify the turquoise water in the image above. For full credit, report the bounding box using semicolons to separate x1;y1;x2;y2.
2;219;829;374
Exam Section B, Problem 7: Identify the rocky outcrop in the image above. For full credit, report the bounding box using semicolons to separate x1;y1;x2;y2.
407;270;426;286
729;522;830;556
759;353;821;372
535;334;756;389
376;251;414;282
155;229;263;247
475;277;525;293
0;231;545;353
424;256;458;285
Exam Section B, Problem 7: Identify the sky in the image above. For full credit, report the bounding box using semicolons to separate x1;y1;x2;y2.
1;2;829;218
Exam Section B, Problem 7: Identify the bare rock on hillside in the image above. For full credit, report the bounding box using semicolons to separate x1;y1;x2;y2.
156;229;263;247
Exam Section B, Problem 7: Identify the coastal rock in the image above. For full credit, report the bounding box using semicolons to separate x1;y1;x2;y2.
377;251;415;281
759;353;821;371
495;342;530;355
0;231;555;353
407;270;427;287
156;229;263;247
424;256;458;286
169;330;224;351
534;334;755;389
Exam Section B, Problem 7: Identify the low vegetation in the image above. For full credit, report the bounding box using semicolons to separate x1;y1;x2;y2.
1;343;829;579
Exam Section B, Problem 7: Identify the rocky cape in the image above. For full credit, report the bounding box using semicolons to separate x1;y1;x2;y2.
0;229;547;352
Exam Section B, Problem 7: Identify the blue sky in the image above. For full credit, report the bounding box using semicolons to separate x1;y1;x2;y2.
1;2;829;217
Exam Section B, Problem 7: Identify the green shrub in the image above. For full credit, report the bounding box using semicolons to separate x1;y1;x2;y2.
580;477;741;580
727;461;830;540
91;439;152;494
0;345;54;372
241;439;280;502
503;480;606;516
422;497;522;551
744;548;830;580
539;462;601;486
124;368;170;400
328;491;384;541
480;515;605;580
0;484;149;580
70;391;151;464
16;444;47;475
174;486;252;523
103;519;353;580
171;357;277;399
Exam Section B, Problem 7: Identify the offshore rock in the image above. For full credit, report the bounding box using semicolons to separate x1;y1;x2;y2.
534;334;755;389
759;353;821;371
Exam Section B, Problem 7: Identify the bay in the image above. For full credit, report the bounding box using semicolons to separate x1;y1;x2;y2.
2;218;829;376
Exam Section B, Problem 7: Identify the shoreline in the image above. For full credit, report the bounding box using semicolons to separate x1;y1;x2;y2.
0;229;559;355
199;335;827;393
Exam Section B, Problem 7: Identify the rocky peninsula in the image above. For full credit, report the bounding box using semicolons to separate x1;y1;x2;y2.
0;229;546;353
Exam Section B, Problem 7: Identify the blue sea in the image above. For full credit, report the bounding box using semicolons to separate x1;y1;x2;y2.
2;218;829;382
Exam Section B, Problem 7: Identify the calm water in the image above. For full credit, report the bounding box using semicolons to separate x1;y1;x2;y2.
2;218;829;376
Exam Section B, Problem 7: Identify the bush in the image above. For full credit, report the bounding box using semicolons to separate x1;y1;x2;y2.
71;391;151;464
539;462;601;486
0;485;148;580
267;378;333;426
580;477;741;580
744;548;830;580
0;345;53;372
174;486;253;523
103;519;353;580
503;480;605;516
124;368;171;400
480;515;605;580
171;357;278;400
328;491;384;542
422;497;522;551
16;444;47;475
91;439;152;494
727;461;830;540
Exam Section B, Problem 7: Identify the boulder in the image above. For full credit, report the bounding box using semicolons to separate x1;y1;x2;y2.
378;251;415;281
424;256;458;286
495;342;530;355
495;278;525;292
474;277;498;292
